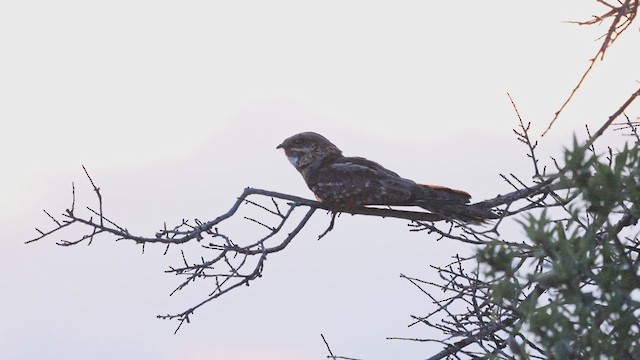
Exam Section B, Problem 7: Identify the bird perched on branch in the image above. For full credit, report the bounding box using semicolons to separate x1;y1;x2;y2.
277;132;493;223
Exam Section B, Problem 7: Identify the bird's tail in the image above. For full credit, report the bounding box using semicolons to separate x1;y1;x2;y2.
418;184;472;204
427;204;497;224
415;184;496;224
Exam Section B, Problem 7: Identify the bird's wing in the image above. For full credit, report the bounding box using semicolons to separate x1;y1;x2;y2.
309;156;415;206
331;158;472;206
413;184;471;205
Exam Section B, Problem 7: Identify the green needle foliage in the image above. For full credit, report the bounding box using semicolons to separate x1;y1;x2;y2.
477;142;640;359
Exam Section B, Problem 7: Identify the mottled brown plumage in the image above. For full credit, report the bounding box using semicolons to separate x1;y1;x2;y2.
277;132;490;222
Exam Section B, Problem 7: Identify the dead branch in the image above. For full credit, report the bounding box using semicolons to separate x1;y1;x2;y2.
542;0;638;136
26;164;539;333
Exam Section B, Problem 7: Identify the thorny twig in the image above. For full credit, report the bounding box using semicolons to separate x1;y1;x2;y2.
542;0;638;136
509;93;542;178
613;113;640;145
321;334;365;360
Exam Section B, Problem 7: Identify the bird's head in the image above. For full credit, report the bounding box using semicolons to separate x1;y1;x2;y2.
277;132;342;169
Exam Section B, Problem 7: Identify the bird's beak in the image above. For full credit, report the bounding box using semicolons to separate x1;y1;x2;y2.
276;142;284;149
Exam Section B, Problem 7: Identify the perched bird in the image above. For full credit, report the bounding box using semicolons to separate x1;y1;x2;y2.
277;131;492;223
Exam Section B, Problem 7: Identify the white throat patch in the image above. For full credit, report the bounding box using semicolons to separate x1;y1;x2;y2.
287;155;299;166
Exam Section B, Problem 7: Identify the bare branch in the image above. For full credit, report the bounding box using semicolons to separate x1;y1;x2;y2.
543;0;638;136
321;333;364;360
508;93;541;178
82;165;103;226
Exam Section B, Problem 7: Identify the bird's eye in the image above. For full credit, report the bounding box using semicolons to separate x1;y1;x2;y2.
293;138;305;145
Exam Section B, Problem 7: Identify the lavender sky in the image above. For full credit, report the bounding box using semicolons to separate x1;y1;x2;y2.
1;1;639;359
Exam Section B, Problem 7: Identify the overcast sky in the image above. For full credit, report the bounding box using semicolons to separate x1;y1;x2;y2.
1;1;639;359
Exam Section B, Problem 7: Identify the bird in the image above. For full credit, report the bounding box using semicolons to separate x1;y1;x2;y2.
276;131;493;223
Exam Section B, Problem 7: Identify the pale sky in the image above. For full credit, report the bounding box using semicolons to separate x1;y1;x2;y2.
1;1;639;359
